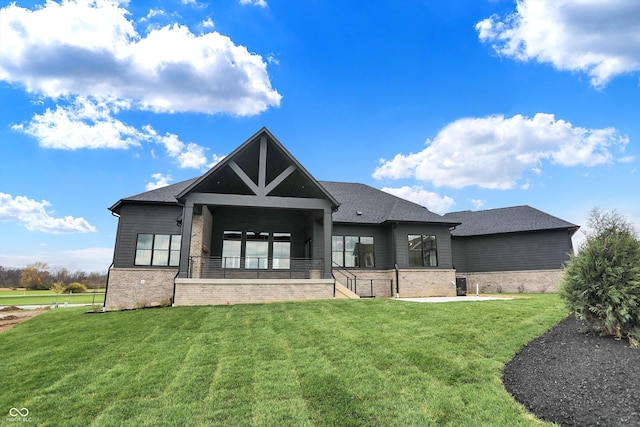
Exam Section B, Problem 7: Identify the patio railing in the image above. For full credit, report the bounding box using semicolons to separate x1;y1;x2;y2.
332;262;394;298
188;256;324;279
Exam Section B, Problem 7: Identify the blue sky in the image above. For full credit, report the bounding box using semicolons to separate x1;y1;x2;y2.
1;0;638;273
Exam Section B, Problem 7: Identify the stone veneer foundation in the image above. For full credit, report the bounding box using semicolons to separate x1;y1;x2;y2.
105;268;176;310
173;278;335;306
460;269;564;294
337;269;457;298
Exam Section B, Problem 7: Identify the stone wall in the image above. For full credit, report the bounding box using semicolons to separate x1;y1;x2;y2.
460;269;564;294
336;269;456;298
397;269;457;297
189;213;203;278
105;268;176;310
174;278;335;306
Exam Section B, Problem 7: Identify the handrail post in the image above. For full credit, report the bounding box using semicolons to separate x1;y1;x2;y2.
370;279;373;297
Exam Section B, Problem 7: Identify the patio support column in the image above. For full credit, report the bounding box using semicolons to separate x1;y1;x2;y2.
178;202;194;278
323;207;333;279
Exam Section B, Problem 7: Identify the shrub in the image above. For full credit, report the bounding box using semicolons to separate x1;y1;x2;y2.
65;282;87;293
559;208;640;347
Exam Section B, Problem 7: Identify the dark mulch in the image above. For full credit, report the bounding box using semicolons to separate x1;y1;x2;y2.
503;315;640;427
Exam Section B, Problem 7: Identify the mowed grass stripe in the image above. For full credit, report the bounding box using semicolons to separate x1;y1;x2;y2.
0;295;565;426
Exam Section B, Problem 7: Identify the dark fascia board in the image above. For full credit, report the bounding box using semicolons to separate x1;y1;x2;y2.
332;219;462;227
451;226;580;238
108;199;178;215
175;127;340;209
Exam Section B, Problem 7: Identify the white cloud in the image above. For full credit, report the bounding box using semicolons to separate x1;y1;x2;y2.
476;0;640;87
373;113;629;189
145;126;222;170
201;17;215;29
12;97;222;170
470;199;485;209
0;0;281;115
267;53;280;65
146;173;173;190
239;0;268;7
12;97;142;150
0;193;96;234
381;186;455;214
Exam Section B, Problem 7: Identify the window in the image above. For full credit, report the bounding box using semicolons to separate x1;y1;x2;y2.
246;232;269;269
135;234;181;267
221;231;291;269
332;235;375;268
408;234;438;267
273;233;291;269
222;231;242;268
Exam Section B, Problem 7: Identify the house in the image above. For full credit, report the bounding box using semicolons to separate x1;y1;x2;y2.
444;206;579;293
104;128;578;310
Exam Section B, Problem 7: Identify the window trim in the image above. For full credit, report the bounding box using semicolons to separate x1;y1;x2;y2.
332;235;375;268
407;234;438;268
135;233;181;267
221;231;292;270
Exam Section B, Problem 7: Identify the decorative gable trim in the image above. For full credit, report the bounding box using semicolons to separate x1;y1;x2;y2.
176;127;339;208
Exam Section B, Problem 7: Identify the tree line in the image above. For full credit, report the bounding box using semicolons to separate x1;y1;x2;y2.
0;263;107;290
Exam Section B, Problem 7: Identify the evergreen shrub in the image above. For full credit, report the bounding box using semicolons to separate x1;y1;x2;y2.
560;208;640;347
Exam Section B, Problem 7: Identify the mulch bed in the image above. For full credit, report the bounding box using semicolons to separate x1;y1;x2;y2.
502;315;640;426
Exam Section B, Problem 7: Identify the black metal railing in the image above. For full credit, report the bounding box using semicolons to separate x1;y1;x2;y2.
332;262;357;291
331;262;394;298
348;278;394;298
189;256;324;279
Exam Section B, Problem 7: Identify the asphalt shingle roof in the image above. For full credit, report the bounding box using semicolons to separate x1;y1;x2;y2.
109;178;197;213
319;181;455;224
110;179;455;225
444;206;579;236
111;182;578;235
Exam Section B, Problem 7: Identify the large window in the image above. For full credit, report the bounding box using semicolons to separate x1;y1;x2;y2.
135;234;181;267
222;231;291;269
273;232;291;269
332;235;375;268
246;232;269;269
222;231;242;268
408;234;438;267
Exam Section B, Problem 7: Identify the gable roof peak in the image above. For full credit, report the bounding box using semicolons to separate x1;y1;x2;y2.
175;128;339;206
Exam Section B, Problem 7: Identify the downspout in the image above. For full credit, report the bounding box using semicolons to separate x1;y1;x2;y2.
392;222;399;298
172;269;180;307
103;211;120;311
172;203;186;307
103;262;113;311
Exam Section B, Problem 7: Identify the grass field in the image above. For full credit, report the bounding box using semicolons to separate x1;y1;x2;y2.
0;295;566;426
0;292;105;306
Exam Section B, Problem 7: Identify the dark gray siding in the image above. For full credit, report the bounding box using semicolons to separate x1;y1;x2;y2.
394;223;454;269
454;229;574;272
332;224;393;269
113;203;183;268
450;239;467;272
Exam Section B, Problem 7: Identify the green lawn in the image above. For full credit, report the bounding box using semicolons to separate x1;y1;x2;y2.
0;295;566;426
0;292;104;306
